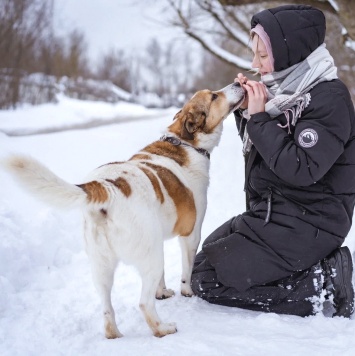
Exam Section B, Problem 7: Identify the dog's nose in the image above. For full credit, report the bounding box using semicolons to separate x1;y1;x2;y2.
232;82;241;87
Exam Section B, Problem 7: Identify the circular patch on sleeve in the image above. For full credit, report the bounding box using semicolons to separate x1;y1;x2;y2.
298;128;318;148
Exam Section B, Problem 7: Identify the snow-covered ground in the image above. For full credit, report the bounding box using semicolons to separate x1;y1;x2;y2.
0;95;354;356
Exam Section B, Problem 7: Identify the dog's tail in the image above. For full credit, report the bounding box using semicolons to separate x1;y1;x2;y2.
2;154;89;208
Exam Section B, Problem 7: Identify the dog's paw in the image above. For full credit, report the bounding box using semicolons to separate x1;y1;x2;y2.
156;288;175;300
181;284;194;297
153;322;177;337
105;326;123;339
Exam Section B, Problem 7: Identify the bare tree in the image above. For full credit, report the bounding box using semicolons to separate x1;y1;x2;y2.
95;48;132;92
0;0;54;107
145;39;166;97
165;0;355;99
166;0;355;68
220;0;355;42
142;37;203;106
165;0;261;69
65;29;90;79
0;0;54;70
0;0;93;108
192;50;238;91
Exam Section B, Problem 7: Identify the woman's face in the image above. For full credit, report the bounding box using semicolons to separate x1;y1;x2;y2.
251;35;273;76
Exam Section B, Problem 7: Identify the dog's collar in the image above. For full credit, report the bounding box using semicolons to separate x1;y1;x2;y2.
160;135;210;160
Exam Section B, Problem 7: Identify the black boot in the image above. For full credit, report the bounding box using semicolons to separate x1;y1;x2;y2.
322;246;354;318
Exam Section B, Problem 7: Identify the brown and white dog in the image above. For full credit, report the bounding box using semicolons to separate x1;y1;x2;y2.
3;83;245;338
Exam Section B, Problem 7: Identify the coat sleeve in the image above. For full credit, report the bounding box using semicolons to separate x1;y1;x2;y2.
246;90;352;186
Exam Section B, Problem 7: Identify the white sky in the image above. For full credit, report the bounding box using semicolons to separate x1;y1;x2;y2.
54;0;180;62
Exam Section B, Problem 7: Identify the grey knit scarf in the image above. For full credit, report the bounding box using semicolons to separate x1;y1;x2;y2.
242;44;338;155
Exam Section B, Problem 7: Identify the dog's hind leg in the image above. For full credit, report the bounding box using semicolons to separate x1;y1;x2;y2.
137;247;177;337
179;228;201;296
84;212;122;339
90;254;122;339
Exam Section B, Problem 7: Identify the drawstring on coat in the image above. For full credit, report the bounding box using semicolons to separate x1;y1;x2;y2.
264;188;273;225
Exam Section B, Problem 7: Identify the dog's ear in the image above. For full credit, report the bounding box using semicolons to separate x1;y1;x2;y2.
173;110;182;121
181;112;206;140
181;112;195;140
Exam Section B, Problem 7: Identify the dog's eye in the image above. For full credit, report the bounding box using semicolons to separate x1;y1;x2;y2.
212;93;218;101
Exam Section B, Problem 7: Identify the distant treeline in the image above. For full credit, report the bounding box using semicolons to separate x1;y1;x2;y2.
0;0;245;109
2;0;353;110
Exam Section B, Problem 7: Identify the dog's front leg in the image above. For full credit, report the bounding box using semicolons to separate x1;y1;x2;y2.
178;228;201;296
155;271;175;300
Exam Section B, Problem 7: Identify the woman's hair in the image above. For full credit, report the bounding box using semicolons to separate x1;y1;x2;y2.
248;34;260;75
250;24;274;73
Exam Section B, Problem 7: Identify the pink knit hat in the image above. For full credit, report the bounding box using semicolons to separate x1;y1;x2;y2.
250;24;275;72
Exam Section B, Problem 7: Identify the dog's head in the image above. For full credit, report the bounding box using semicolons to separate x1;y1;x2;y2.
168;83;245;146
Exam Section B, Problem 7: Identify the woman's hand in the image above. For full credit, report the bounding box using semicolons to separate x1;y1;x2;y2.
234;73;249;109
244;80;268;115
235;73;268;115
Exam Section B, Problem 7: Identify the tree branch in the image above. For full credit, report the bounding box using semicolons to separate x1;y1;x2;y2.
195;0;249;46
185;28;251;68
167;0;250;68
218;0;335;14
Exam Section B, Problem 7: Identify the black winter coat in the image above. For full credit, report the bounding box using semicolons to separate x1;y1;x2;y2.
242;79;355;239
201;5;355;293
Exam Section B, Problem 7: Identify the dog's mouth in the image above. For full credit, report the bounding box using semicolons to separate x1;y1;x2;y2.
230;94;246;112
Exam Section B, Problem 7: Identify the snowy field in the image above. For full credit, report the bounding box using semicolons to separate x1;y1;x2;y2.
0;95;355;356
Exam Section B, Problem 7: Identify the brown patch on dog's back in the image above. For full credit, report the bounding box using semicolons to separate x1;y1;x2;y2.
130;154;152;161
143;162;196;236
141;141;189;167
97;161;124;169
78;181;108;203
138;166;165;204
106;177;132;197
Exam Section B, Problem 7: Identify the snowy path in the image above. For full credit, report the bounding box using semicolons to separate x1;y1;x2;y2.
1;113;161;136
